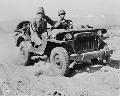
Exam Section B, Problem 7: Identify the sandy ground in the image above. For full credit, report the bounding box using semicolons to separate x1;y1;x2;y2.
0;30;119;96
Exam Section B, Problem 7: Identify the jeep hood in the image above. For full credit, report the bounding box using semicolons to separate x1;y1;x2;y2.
48;28;97;37
48;29;70;37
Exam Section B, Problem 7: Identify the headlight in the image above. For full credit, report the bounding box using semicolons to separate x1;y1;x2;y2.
65;33;72;40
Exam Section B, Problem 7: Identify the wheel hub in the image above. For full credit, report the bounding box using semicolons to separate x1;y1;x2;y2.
54;55;63;69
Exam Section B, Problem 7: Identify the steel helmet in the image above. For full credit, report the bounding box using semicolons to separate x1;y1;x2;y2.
36;7;45;15
58;9;66;16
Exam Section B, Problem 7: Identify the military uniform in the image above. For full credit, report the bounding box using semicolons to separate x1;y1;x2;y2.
55;19;72;29
54;9;73;29
30;7;55;55
31;15;55;38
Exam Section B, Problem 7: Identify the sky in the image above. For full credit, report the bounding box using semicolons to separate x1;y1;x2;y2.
0;0;120;25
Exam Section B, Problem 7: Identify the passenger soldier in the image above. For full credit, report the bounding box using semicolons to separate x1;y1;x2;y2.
30;6;55;55
54;9;73;29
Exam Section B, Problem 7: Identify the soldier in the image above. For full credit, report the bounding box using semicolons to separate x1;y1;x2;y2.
54;9;73;29
30;7;55;55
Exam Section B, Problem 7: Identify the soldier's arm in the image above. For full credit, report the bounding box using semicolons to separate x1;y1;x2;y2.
31;19;38;32
54;21;61;28
44;16;55;26
67;20;73;29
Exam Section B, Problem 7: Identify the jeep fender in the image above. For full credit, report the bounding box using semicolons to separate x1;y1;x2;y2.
44;40;74;56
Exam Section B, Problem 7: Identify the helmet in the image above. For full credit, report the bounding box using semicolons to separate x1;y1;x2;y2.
36;7;45;15
58;9;66;16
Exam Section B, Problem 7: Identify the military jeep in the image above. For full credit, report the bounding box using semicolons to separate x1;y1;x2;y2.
14;21;112;76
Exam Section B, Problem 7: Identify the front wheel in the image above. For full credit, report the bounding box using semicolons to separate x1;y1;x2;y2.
99;42;111;65
48;47;69;76
103;44;111;64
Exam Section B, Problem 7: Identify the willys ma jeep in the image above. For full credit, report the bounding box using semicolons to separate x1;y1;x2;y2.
14;21;112;76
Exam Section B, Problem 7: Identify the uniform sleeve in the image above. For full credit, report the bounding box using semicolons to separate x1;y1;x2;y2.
54;19;73;29
54;21;61;28
31;19;38;32
44;16;55;26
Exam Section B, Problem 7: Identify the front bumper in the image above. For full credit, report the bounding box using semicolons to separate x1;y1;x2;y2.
70;50;113;62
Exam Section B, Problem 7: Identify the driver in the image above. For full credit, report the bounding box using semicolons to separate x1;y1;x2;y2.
54;9;73;29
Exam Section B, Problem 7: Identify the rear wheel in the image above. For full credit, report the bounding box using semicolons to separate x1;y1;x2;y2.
19;41;31;66
48;47;69;76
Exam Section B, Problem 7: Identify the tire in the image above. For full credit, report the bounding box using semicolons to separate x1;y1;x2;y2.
19;41;31;66
49;47;69;76
103;44;111;64
99;43;111;65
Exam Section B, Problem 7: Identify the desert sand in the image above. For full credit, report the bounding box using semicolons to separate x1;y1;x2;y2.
0;28;119;96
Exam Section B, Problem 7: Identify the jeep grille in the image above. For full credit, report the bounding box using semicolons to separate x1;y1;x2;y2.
74;36;98;53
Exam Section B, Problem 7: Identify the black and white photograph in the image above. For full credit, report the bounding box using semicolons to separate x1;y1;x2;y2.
0;0;119;95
